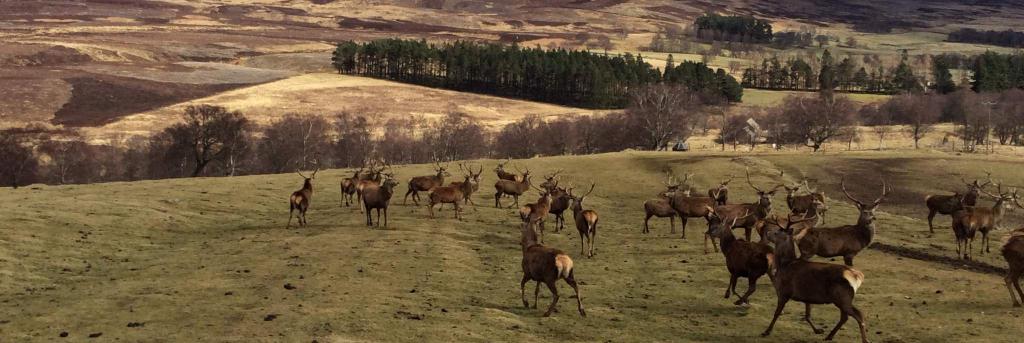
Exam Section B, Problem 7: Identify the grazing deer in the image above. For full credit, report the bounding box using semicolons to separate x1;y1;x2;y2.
286;168;318;229
362;172;400;228
519;186;553;242
761;223;869;343
713;169;782;242
924;175;989;233
783;180;829;224
666;173;719;253
446;163;484;206
643;174;686;235
404;160;450;205
495;157;519;181
1003;227;1024;307
951;182;1020;259
569;184;599;258
707;175;734;206
339;167;363;207
706;207;774;305
495;167;532;208
796;177;888;266
428;173;476;220
519;221;586;317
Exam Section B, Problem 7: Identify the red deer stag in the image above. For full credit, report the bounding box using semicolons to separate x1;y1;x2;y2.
519;221;586;317
495;167;532;208
925;174;989;233
362;171;400;228
569;184;599;258
757;199;824;243
707;175;735;206
519;186;553;242
666;173;720;253
339;166;363;207
404;160;450;205
783;179;829;224
539;170;571;232
495;157;519;181
761;223;869;343
1003;227;1024;307
706;207;775;305
951;182;1019;260
643;173;686;235
796;177;888;266
428;171;477;220
446;163;484;206
287;167;319;229
355;160;387;213
713;169;782;242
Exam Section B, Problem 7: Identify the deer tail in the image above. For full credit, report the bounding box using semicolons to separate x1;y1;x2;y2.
842;268;865;293
555;254;574;279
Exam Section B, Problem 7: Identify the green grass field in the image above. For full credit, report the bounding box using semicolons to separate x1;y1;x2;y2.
2;151;1024;342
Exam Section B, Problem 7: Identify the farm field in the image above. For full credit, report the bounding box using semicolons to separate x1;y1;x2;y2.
3;151;1024;342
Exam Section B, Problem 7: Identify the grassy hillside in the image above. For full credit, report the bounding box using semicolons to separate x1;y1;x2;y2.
2;151;1023;342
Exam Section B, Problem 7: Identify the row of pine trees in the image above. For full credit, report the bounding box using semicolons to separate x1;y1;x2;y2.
331;39;742;108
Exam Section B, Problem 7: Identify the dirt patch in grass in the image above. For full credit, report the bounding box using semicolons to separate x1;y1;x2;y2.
53;75;247;126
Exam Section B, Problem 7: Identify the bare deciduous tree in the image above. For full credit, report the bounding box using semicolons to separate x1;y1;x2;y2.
259;114;329;173
162;105;250;177
780;94;857;152
627;84;702;150
0;130;39;188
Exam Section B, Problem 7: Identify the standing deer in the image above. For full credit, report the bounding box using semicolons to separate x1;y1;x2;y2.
340;167;364;207
924;175;989;233
643;174;685;235
1003;227;1024;307
707;175;734;206
355;161;387;213
706;207;774;305
495;158;518;181
447;163;484;206
569;184;599;258
757;200;824;243
495;168;532;208
951;182;1019;259
761;223;869;343
666;173;719;253
783;180;829;224
428;173;476;220
287;168;319;229
796;177;888;266
404;160;450;205
519;186;553;243
713;169;782;242
519;221;586;317
362;172;399;228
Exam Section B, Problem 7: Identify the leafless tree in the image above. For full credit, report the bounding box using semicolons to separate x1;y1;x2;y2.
333;112;374;168
494;115;542;158
627;84;702;150
780;95;858;151
162;105;250;177
259;114;329;173
423;111;489;160
39;137;95;184
887;94;941;149
0;130;39;188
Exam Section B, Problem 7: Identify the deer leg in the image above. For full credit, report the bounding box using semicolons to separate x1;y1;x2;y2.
843;255;854;267
428;202;435;219
761;296;789;337
403;189;412;205
736;276;758;306
542;281;560;317
983;231;990;254
509;195;519;209
848;306;869;343
725;274;737;298
375;208;382;228
1006;272;1022;307
744;225;753;242
564;272;586;317
365;207;372;226
681;217;688;240
521;275;529;308
383;207;389;227
589;224;596;257
454;202;462;221
494;192;501;208
804;303;824;334
927;210;936;234
286;206;294;229
670;216;676;234
533;281;541;309
580;230;586;257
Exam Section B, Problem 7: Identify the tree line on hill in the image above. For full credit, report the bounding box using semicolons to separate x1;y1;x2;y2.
330;39;742;107
692;13;774;44
948;28;1024;49
742;49;925;94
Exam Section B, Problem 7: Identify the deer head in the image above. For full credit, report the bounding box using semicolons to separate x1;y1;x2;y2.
711;175;735;198
705;207;749;238
840;176;889;226
297;166;319;188
746;168;781;208
568;183;596;210
540;169;564;191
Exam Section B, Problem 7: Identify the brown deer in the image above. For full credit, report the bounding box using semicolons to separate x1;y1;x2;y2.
707;175;734;206
495;167;532;208
783;180;829;224
666;173;719;253
951;182;1019;259
355;160;387;213
519;186;553;243
713;169;783;242
761;223;869;343
924;174;989;233
428;173;476;220
643;174;685;235
286;168;319;229
569;184;599;258
1003;227;1024;307
362;172;400;228
446;163;484;206
519;221;586;317
706;207;774;305
339;167;363;207
757;199;824;243
796;177;888;266
404;160;450;205
495;157;519;181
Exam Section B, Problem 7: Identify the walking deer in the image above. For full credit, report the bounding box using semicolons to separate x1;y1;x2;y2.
1003;227;1024;307
570;184;599;258
643;174;685;235
404;160;450;205
287;168;319;229
495;168;532;208
925;174;989;233
428;173;476;220
519;221;586;317
796;177;888;266
447;163;484;206
762;223;869;343
706;207;773;305
519;186;553;242
713;169;782;242
666;173;719;253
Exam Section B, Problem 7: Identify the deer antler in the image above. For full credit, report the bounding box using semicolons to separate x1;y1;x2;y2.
872;179;889;206
297;169;308;179
840;176;865;207
721;175;735;186
745;168;764;193
582;183;596;198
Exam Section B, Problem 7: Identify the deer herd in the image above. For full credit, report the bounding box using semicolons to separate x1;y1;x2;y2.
285;157;1024;341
